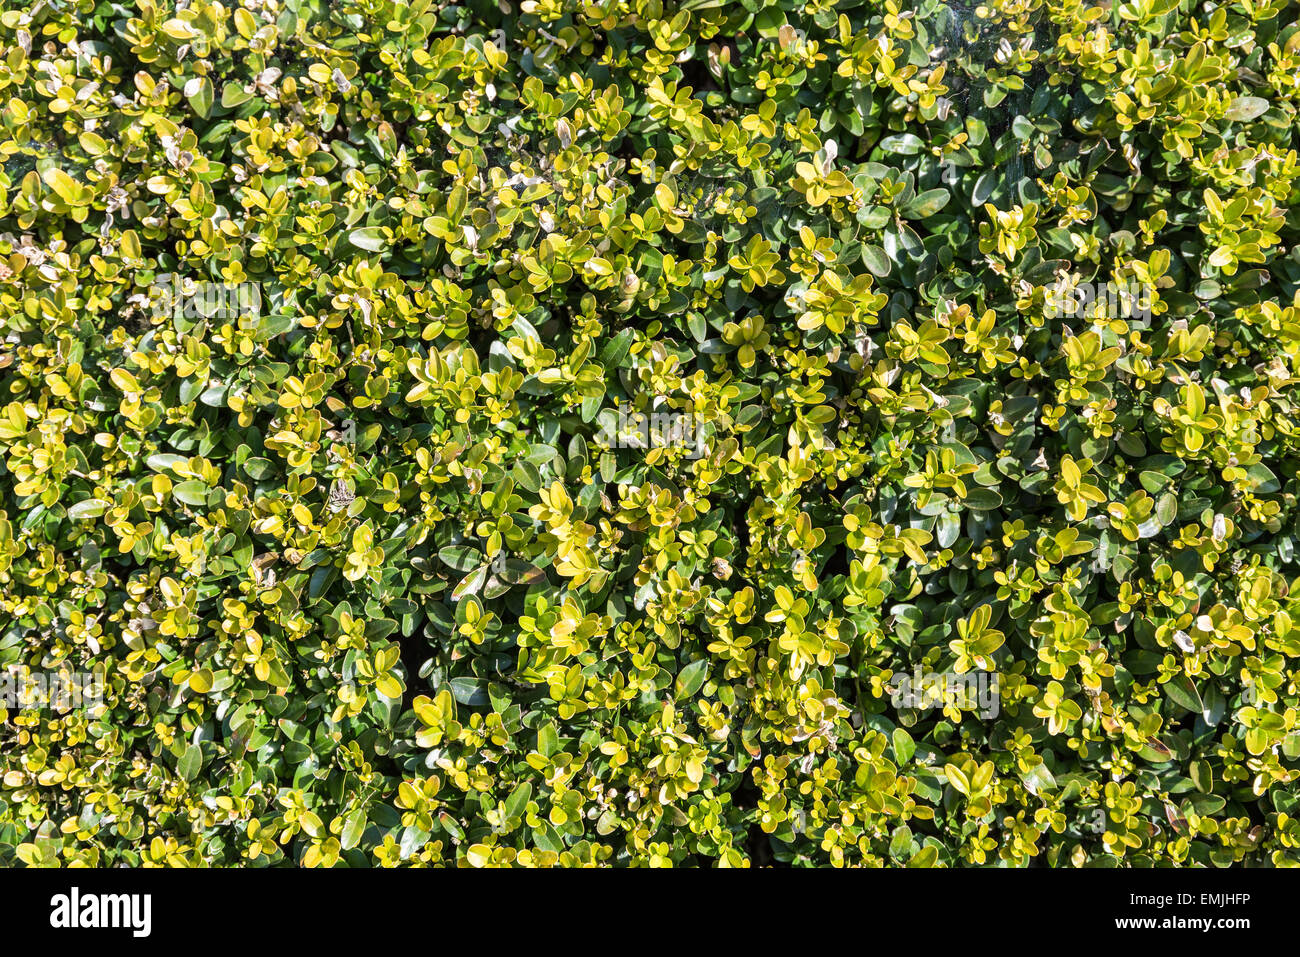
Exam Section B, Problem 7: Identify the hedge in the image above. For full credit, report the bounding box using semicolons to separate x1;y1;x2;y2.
2;0;1300;867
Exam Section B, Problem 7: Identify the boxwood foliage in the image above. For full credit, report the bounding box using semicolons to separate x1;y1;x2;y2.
2;0;1300;868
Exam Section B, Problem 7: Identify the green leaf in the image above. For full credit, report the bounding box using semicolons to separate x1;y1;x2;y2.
341;808;368;849
505;782;533;819
147;453;188;473
177;744;202;782
67;498;110;520
185;76;214;118
1223;96;1269;122
1189;760;1213;794
242;457;275;480
1022;763;1056;796
892;728;915;764
889;824;913;859
1164;675;1202;713
904;188;951;219
439;545;483;572
862;243;891;277
348;227;387;252
172;480;210;506
879;133;923;155
907;845;939;867
42;167;81;204
221;83;254;108
675;659;709;698
753;6;787;37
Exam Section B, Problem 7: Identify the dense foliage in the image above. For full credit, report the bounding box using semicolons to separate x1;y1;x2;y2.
3;0;1300;868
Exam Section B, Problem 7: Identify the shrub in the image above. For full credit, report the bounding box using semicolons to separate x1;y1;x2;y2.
2;0;1300;867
